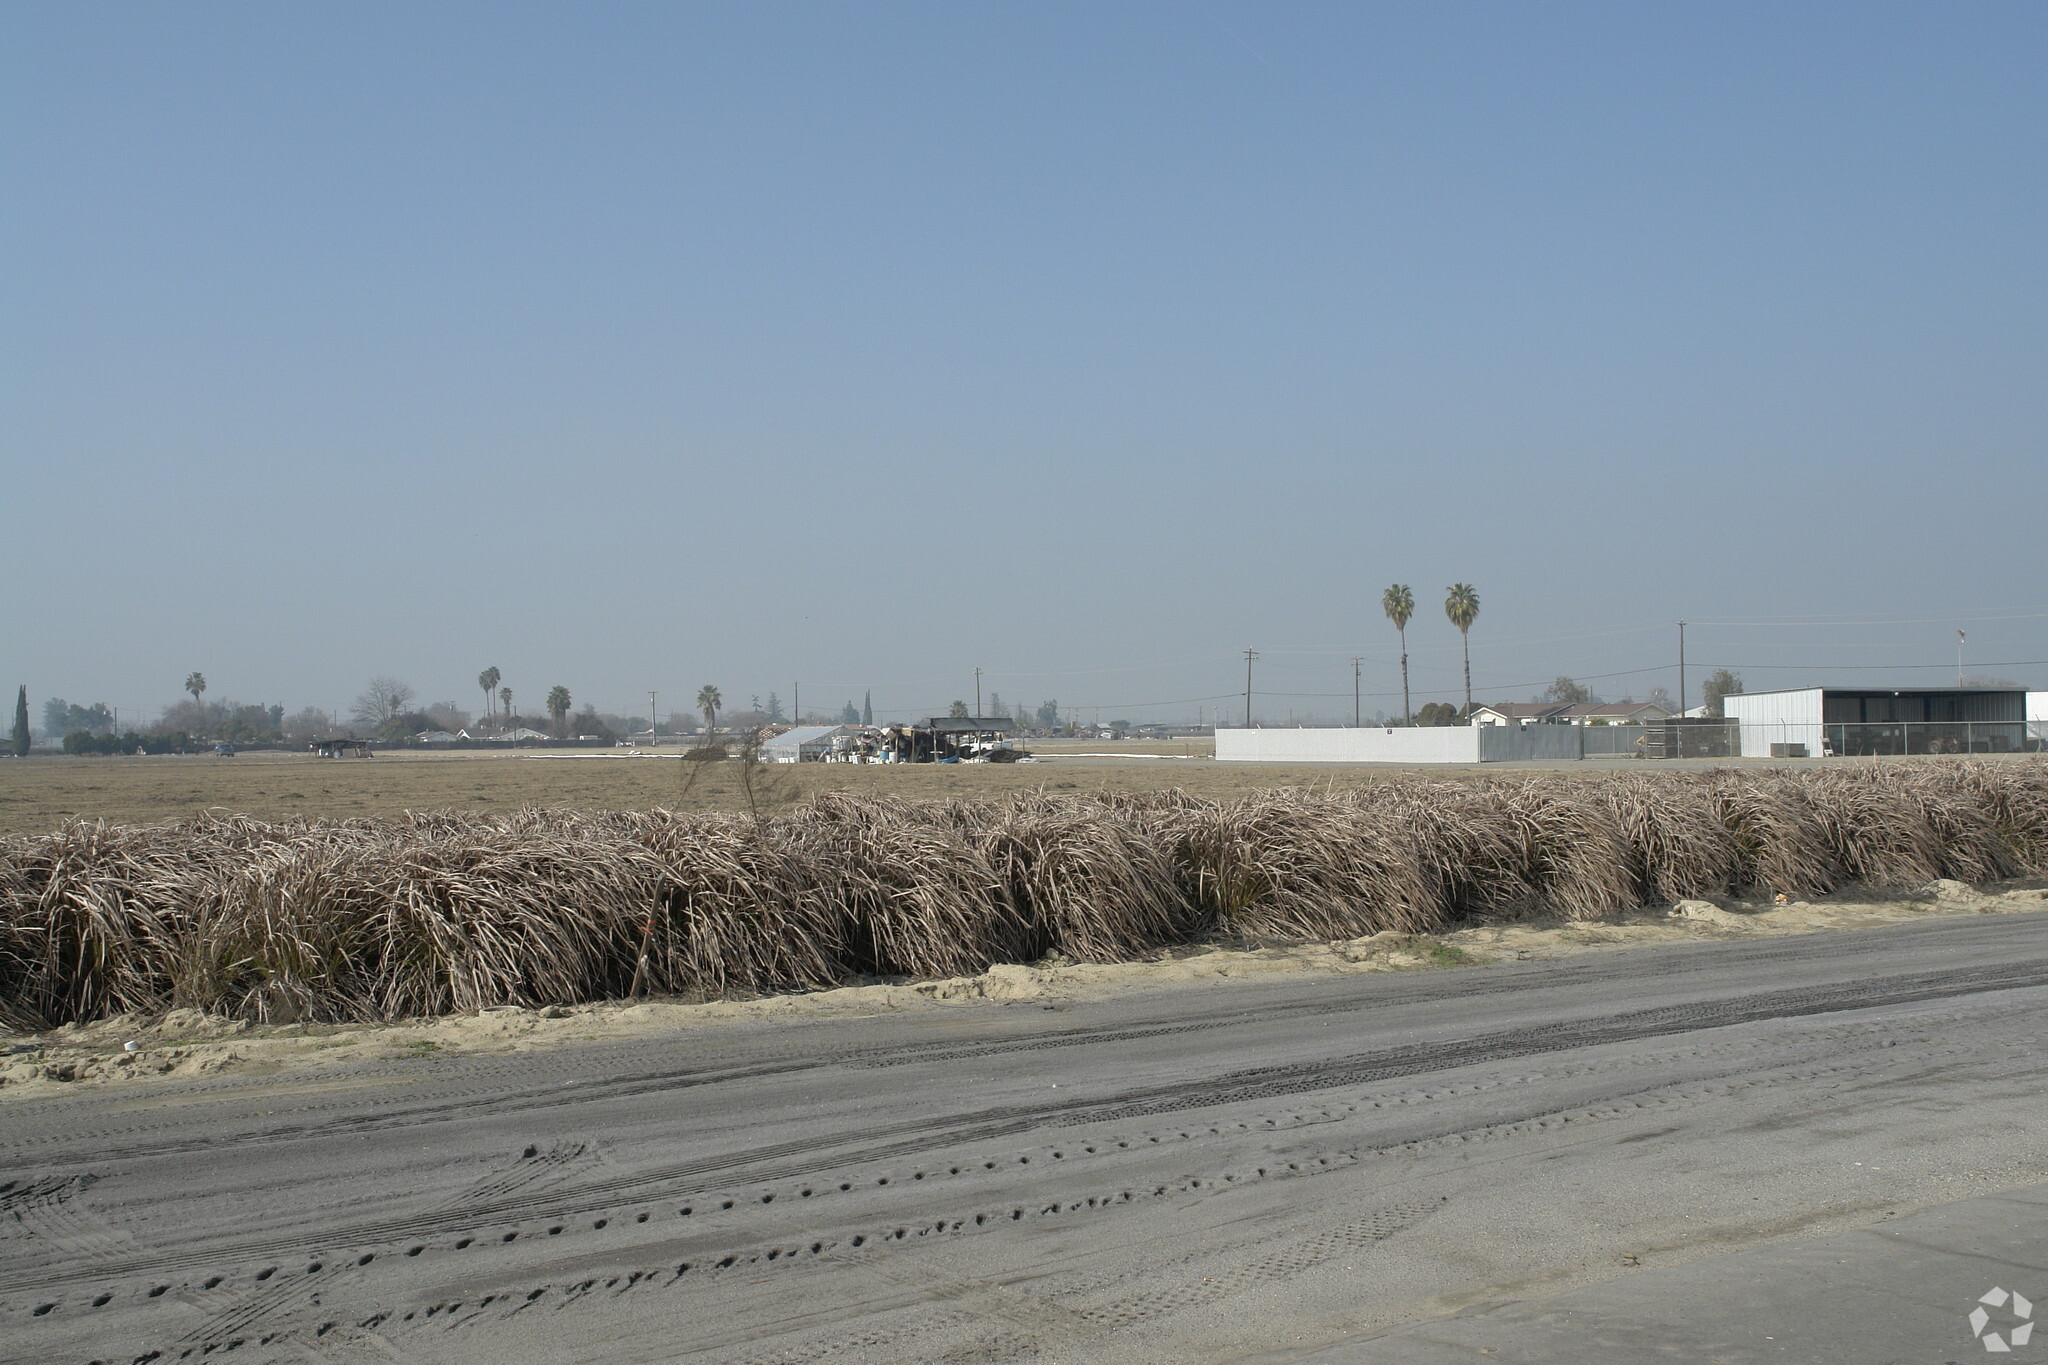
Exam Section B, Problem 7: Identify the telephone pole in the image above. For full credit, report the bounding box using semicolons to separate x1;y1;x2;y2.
1243;649;1258;728
1958;629;1966;686
792;682;799;724
1350;657;1363;727
648;691;658;745
1677;622;1687;717
973;667;982;717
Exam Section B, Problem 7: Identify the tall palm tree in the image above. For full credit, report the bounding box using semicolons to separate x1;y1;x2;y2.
185;672;207;707
546;685;572;737
499;686;513;724
1445;583;1481;719
479;666;500;726
1380;585;1414;726
696;685;722;732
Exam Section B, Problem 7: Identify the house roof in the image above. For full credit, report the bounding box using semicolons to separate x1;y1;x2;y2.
922;716;1016;733
1475;701;1669;722
1476;702;1570;720
1555;701;1669;719
762;726;847;748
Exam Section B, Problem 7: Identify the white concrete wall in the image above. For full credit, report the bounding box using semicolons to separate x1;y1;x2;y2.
1724;688;1824;757
1214;727;1481;764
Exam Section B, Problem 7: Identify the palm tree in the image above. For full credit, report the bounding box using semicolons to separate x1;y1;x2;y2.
546;685;572;737
1445;583;1481;719
479;666;500;727
185;672;207;707
1381;585;1414;726
499;686;513;724
696;685;722;733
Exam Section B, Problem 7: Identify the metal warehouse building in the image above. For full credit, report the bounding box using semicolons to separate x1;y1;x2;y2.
1723;687;2029;757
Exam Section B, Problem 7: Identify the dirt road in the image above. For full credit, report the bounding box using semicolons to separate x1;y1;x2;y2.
5;911;2047;1363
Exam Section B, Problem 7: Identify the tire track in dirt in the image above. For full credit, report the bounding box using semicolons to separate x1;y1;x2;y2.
4;963;2034;1318
8;1008;2020;1365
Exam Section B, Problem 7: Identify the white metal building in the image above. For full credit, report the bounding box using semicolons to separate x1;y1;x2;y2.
762;725;852;763
2030;692;2047;747
1215;727;1480;764
1724;687;2029;757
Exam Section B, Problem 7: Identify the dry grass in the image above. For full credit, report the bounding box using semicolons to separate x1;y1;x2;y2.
2;761;2044;1029
0;745;1239;835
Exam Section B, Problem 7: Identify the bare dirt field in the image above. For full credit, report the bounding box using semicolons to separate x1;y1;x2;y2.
0;741;1946;836
0;741;1442;836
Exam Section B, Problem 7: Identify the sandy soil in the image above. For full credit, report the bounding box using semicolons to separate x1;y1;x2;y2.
6;877;2042;1101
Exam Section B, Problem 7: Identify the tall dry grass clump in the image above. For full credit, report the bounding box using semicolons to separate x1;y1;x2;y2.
2;760;2044;1027
783;795;1027;978
1347;782;1534;918
972;801;1201;961
1597;773;1744;905
1166;791;1440;940
623;811;841;998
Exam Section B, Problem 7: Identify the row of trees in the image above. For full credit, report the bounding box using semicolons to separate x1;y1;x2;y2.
20;644;1755;755
1380;583;1481;725
367;673;583;742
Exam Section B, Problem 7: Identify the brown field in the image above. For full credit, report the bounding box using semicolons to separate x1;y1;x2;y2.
0;742;2035;835
0;740;1379;836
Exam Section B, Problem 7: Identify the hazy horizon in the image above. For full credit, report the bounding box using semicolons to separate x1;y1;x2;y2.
6;3;2042;730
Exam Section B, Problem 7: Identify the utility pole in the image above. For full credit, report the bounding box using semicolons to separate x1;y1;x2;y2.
1243;649;1258;728
1350;657;1363;728
793;682;799;724
648;691;658;745
1958;629;1966;686
1677;621;1687;717
973;667;982;717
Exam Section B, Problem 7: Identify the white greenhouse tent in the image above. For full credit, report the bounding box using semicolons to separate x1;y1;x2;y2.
761;725;852;763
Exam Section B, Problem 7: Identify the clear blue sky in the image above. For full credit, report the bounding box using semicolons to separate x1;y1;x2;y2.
5;1;2042;726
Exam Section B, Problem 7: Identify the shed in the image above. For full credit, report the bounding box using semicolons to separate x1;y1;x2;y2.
762;725;851;763
1724;687;2028;757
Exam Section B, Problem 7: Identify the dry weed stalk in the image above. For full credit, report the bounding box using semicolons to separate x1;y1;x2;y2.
2;760;2043;1026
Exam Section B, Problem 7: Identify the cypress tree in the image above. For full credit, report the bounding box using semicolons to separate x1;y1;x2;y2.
11;685;28;757
862;690;872;726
